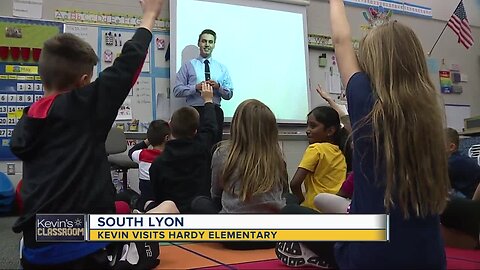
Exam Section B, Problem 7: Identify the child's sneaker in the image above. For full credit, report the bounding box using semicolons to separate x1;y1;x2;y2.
132;209;143;214
275;241;334;268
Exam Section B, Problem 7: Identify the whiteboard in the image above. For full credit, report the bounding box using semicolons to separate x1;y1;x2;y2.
445;104;471;132
171;0;310;123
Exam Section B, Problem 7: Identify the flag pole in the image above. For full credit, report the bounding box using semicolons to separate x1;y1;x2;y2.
427;24;449;56
427;0;462;56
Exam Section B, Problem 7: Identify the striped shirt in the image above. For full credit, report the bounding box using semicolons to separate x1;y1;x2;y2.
131;148;162;181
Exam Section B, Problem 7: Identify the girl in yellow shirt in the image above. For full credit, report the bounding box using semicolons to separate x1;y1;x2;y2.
290;106;348;210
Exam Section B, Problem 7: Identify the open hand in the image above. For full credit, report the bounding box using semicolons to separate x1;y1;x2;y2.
316;84;333;103
139;0;164;18
201;82;214;103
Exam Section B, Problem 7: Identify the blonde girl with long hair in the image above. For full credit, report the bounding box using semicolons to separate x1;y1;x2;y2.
210;99;288;213
191;99;287;250
276;0;450;268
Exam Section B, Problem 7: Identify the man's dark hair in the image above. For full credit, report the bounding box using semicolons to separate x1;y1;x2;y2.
147;120;170;146
39;33;98;91
198;29;216;43
170;107;199;138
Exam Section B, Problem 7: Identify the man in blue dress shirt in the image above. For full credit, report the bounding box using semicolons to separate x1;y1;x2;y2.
173;29;233;142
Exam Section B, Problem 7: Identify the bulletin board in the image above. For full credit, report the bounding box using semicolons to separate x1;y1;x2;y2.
0;18;169;160
64;24;170;131
0;17;63;160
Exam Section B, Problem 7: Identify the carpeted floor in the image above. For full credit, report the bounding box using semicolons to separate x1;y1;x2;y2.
156;242;480;270
0;216;22;270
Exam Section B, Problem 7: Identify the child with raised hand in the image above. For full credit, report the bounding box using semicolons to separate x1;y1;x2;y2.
316;85;351;133
149;82;217;213
277;0;450;268
312;85;353;214
289;105;348;211
316;85;353;171
332;3;449;268
10;0;167;268
128;119;170;212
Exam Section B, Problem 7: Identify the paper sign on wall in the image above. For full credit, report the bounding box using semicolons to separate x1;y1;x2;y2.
13;0;43;19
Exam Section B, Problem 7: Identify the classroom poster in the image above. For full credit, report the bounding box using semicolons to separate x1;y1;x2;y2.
130;76;153;124
154;34;170;68
100;29;151;73
117;98;132;120
0;17;62;160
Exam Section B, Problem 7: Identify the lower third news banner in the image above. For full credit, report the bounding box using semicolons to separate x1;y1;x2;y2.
85;214;388;242
35;214;388;242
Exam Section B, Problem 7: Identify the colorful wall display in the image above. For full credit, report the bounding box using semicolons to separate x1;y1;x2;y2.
54;9;169;30
0;17;63;160
343;0;432;18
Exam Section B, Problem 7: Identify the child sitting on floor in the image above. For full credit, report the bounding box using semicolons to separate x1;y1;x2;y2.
290;105;348;211
192;99;288;250
149;83;217;213
128;119;170;212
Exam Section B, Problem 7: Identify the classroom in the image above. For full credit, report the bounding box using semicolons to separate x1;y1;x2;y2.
0;0;479;269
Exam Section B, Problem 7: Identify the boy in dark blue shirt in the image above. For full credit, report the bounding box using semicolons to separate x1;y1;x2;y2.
446;128;480;199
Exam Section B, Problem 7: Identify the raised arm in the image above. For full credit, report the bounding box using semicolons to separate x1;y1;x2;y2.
139;0;161;31
316;85;352;133
94;0;163;134
197;83;218;149
128;139;149;161
330;0;360;86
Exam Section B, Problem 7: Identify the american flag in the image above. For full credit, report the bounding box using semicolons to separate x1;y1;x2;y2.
447;0;474;49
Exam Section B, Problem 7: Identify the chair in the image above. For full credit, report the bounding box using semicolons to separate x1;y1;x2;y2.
468;144;480;159
105;127;138;191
